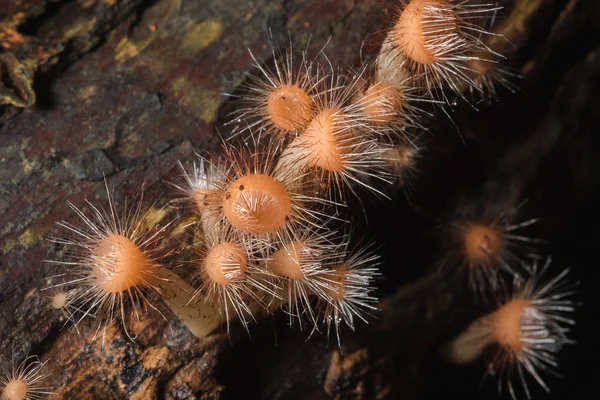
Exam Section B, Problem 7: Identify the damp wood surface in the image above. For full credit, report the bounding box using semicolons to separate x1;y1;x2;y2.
1;0;599;399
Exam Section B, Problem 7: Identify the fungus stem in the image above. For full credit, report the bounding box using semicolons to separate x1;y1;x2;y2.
152;267;221;338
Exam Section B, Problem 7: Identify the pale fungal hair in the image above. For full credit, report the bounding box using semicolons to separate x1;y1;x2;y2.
44;288;85;334
353;77;431;141
172;156;228;216
171;156;231;244
382;137;424;204
377;0;503;100
316;241;381;346
225;34;322;141
358;81;405;126
1;355;53;400
464;50;521;103
189;227;280;333
439;199;542;294
44;181;173;341
444;257;577;400
262;228;343;330
274;64;393;199
196;140;333;246
461;6;521;103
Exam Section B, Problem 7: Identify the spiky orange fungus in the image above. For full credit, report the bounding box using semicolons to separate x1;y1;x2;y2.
463;223;502;263
203;242;248;286
1;355;52;400
385;144;415;169
222;174;291;234
191;188;218;212
394;0;457;65
299;108;345;171
491;298;530;353
323;266;347;301
467;56;493;77
361;82;403;124
92;233;150;293
267;84;313;131
2;380;27;400
269;241;306;280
